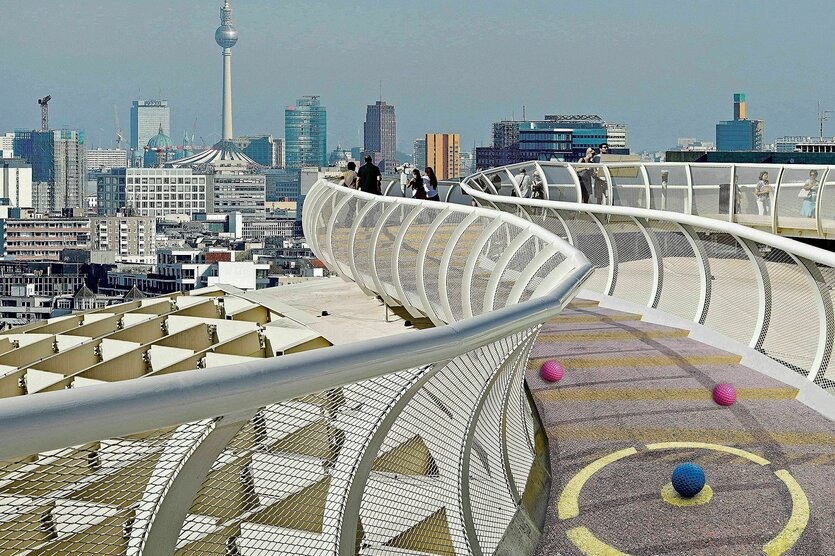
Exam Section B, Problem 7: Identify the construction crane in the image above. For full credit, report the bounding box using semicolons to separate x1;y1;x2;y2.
113;104;124;150
818;101;832;139
37;95;52;131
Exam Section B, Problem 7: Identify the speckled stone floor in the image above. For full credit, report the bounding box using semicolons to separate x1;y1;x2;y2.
528;300;835;556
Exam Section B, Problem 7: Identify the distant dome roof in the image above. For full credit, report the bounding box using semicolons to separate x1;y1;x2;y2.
146;124;173;149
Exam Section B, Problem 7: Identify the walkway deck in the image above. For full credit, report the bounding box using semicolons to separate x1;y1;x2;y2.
527;300;835;556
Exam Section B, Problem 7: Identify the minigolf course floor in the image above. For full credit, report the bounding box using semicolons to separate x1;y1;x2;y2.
527;300;835;556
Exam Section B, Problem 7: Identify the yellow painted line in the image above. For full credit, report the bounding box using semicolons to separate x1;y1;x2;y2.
549;314;642;323
647;442;770;465
534;387;797;402
558;447;637;520
536;329;690;342
660;482;713;507
551;427;835;447
566;526;630;556
763;470;810;555
566;300;601;308
530;354;741;369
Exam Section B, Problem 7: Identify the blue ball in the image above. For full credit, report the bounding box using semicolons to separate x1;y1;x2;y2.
671;462;705;498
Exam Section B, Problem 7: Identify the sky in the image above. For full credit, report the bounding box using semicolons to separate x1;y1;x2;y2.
1;0;834;154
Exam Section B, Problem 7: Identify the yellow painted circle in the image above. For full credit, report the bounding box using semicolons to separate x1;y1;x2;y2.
558;442;809;556
661;482;713;507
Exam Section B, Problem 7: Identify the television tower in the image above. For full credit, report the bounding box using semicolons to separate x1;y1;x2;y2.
215;1;238;141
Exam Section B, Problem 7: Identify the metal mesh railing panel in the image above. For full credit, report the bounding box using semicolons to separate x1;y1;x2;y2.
175;371;420;555
557;211;611;293
352;202;386;291
421;215;461;321
469;223;515;317
493;237;539;312
445;217;493;322
398;207;433;314
698;231;761;346
648;221;702;322
610;218;654;307
757;249;819;374
375;206;407;302
0;427;180;555
331;197;361;279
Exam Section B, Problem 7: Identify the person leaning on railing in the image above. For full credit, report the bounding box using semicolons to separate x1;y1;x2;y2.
423;167;441;201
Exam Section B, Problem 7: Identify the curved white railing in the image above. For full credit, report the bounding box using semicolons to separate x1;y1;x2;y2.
0;179;591;555
456;160;835;238
460;166;835;394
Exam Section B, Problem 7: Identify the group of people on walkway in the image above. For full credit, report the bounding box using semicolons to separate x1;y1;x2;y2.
405;166;441;201
341;156;383;195
341;156;440;201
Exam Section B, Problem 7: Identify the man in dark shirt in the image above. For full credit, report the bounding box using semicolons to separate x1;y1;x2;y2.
357;155;382;194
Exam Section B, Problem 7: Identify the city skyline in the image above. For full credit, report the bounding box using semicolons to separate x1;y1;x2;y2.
2;0;834;153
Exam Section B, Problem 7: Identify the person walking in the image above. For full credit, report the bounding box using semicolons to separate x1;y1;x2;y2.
409;169;426;199
755;171;772;216
357;155;382;195
799;169;820;217
342;161;358;189
516;168;532;197
423;167;441;201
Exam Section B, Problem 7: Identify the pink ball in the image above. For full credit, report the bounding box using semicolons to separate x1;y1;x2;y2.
541;360;564;382
713;383;737;406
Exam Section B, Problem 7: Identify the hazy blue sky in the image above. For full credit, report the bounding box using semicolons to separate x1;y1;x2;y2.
2;0;834;153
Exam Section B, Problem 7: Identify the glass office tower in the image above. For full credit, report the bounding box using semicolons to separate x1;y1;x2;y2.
285;96;327;168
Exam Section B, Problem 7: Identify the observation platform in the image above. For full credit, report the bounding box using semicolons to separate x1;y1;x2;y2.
529;300;835;555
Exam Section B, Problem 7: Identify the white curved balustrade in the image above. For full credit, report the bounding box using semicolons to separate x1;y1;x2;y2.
457;160;835;239
0;179;591;555
460;167;835;394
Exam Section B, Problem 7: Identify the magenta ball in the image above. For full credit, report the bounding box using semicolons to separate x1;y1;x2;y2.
713;383;737;406
541;360;564;382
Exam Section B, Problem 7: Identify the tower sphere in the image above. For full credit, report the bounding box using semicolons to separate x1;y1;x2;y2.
215;25;238;49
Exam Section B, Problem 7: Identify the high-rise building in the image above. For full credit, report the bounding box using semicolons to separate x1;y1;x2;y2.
363;101;396;172
426;133;461;180
604;123;628;148
13;130;86;211
285;96;327;168
130;100;170;166
716;93;764;151
413;138;426;170
264;168;301;202
0;133;15;158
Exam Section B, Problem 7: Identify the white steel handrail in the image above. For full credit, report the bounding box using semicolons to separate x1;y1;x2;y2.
472;160;835;238
460;169;835;392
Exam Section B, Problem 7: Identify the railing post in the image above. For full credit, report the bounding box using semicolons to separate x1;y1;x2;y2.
816;169;830;237
336;361;449;555
772;166;785;234
677;223;712;324
685;163;694;215
736;237;772;351
587;212;619;296
632;217;663;308
138;410;256;556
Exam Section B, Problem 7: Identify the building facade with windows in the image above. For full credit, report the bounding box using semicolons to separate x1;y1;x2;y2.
1;217;90;261
0;158;32;209
425;133;461;180
90;215;156;264
207;170;266;221
285;96;327;168
87;148;128;171
96;168;207;218
716;94;764;151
